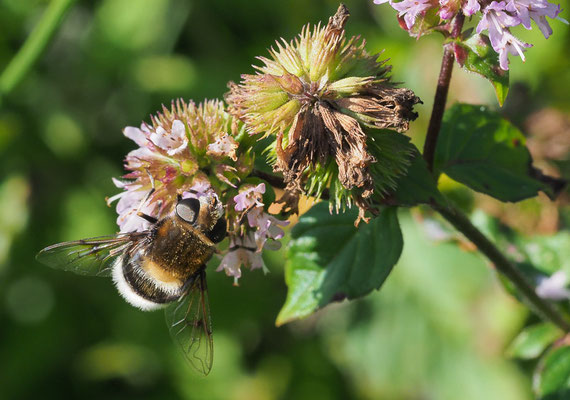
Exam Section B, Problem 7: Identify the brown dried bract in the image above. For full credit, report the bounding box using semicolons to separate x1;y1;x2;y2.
276;88;419;206
336;87;420;132
326;4;350;38
225;4;421;221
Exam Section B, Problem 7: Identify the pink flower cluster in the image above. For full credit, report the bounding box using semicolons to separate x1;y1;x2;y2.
373;0;567;70
217;183;289;284
108;99;290;283
108;118;196;233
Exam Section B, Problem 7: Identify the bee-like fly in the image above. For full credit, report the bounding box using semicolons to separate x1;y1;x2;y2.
37;193;227;376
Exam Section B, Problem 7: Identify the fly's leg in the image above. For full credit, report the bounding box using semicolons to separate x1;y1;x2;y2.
135;169;159;223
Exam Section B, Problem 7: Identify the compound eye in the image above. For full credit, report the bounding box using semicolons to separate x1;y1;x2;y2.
175;198;200;224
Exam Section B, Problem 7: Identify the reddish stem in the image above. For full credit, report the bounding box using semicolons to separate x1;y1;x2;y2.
422;12;465;171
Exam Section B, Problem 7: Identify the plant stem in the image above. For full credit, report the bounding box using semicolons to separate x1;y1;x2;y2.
0;0;77;100
420;12;570;332
422;12;465;171
434;202;570;332
254;165;570;331
252;170;286;190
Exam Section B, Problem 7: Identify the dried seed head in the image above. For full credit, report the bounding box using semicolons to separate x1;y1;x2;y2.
226;4;421;219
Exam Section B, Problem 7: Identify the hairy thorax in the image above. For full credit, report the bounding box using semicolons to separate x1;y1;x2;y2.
146;217;215;281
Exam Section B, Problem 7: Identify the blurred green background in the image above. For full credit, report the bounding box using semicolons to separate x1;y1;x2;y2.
0;1;568;399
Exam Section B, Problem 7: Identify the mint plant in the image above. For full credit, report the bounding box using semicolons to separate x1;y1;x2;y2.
105;5;569;392
7;1;567;396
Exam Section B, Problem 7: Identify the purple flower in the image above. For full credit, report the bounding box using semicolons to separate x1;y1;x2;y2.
475;1;536;70
391;0;434;29
217;234;265;285
495;29;532;70
108;117;195;233
221;181;290;283
110;99;290;284
234;182;289;251
149;120;188;156
181;178;215;199
233;183;265;211
439;0;459;19
109;180;157;232
108;99;244;233
123;125;150;147
374;0;566;71
477;1;520;49
246;207;289;250
506;0;563;38
462;0;481;16
206;133;239;161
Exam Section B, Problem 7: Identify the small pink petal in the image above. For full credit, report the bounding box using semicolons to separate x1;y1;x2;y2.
207;133;239;161
234;183;266;211
123;126;148;147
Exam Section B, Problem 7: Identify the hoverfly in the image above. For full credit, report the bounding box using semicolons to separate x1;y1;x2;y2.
36;192;227;376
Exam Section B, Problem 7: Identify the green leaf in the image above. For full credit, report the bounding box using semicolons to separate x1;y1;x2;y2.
535;346;570;400
276;203;403;326
385;143;445;207
453;34;509;106
434;104;566;202
507;323;563;360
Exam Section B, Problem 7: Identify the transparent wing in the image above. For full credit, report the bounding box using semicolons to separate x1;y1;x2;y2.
36;232;150;277
165;269;214;376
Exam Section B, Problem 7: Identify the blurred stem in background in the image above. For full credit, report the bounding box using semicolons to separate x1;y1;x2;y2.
434;201;570;332
0;0;77;106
